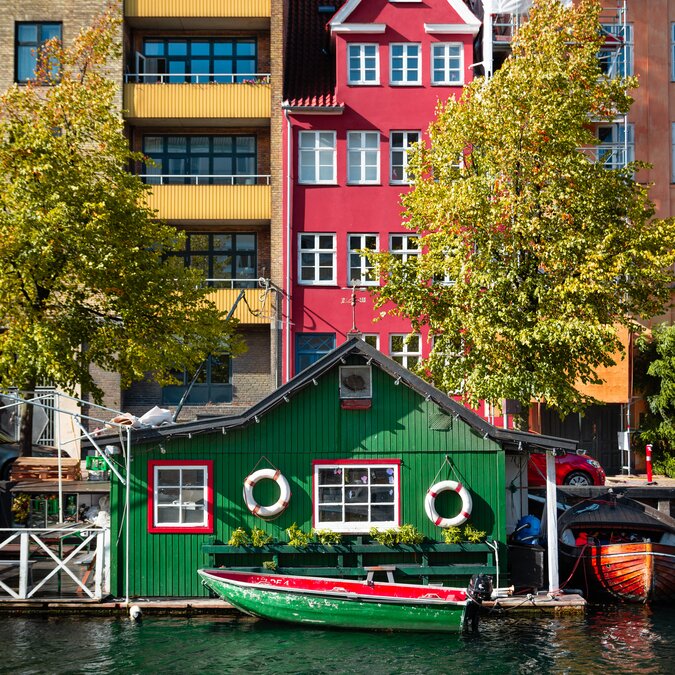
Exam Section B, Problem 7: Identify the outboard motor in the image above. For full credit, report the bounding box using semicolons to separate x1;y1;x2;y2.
464;574;494;632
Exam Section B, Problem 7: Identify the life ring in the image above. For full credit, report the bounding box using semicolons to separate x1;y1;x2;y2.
243;468;291;518
425;480;472;528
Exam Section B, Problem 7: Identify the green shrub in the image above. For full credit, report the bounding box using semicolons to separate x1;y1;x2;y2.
369;527;400;546
442;526;463;544
313;529;343;545
250;527;274;547
286;522;313;547
262;560;277;571
227;527;250;547
397;524;425;545
655;454;675;478
463;524;487;543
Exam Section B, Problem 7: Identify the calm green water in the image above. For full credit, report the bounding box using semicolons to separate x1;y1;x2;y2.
0;605;673;674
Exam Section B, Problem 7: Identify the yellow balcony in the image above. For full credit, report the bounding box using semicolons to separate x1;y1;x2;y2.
207;286;273;325
146;183;271;222
124;0;271;28
124;83;271;126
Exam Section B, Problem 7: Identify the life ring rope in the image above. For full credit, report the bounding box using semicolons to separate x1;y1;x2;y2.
424;479;472;528
243;468;291;519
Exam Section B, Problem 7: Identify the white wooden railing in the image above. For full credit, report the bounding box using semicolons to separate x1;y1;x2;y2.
0;526;109;600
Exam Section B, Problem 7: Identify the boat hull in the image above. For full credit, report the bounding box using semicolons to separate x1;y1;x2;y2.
199;570;467;632
561;542;675;603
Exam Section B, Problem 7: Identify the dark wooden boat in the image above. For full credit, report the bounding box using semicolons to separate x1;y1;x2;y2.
198;568;472;632
557;492;675;603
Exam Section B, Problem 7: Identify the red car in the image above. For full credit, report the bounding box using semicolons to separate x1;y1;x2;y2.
528;451;606;487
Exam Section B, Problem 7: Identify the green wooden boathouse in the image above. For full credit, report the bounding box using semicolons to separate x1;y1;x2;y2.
107;338;576;598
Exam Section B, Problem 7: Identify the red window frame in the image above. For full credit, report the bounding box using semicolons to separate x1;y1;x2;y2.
147;459;214;534
311;459;402;531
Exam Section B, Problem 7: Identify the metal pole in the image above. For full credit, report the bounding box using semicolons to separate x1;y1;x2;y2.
56;393;63;523
125;426;131;605
545;451;559;593
483;0;494;80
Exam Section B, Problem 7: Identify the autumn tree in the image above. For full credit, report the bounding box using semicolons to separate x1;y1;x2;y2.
0;6;243;453
369;0;675;424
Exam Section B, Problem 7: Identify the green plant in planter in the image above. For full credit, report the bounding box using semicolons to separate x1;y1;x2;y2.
463;524;487;543
262;560;277;571
250;527;274;547
11;494;30;525
397;524;425;545
442;526;463;544
369;527;399;546
313;529;343;546
286;522;313;547
227;527;250;547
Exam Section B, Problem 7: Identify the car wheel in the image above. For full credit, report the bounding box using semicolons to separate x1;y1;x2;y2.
563;471;593;487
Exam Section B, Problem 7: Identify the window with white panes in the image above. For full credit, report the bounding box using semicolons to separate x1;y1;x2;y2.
298;233;336;285
348;234;378;286
390;234;419;263
390;131;420;184
597;123;634;170
360;334;379;349
390;43;421;85
598;23;633;78
390;334;421;369
347;131;380;184
348;44;379;84
313;460;400;533
149;461;212;533
431;43;463;85
299;131;336;184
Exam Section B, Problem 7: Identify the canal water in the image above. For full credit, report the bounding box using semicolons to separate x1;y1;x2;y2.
0;605;672;674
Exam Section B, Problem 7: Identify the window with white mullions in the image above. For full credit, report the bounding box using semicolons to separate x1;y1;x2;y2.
348;234;378;285
390;43;421;85
596;123;634;170
298;233;336;285
431;43;463;85
313;461;400;533
348;44;379;84
348;131;380;184
390;131;420;184
598;23;633;78
390;234;419;263
360;334;379;349
299;131;336;184
149;461;213;532
390;334;421;370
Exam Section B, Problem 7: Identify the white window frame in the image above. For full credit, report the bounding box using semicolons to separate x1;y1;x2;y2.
389;233;419;263
599;23;633;78
298;233;337;285
390;334;421;370
313;461;400;533
347;131;380;184
390;130;420;184
347;43;379;85
150;462;211;532
361;334;379;349
298;130;337;185
431;42;463;85
348;233;379;286
389;43;421;85
596;122;634;170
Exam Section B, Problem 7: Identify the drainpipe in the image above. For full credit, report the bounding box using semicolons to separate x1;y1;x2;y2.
283;106;293;382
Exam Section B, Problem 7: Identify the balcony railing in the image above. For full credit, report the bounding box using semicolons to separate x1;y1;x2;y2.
582;144;634;170
125;72;270;84
205;279;274;324
141;174;271;186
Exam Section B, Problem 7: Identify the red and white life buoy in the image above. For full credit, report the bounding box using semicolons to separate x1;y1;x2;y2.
424;480;472;528
243;468;291;518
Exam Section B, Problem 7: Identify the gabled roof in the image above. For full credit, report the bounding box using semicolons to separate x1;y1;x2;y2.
129;338;577;454
283;1;347;110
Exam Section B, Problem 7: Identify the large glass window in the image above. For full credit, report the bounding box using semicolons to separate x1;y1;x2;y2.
598;23;633;78
162;355;232;406
148;460;213;533
313;460;400;533
390;43;421;85
295;333;336;373
347;131;380;184
299;131;336;184
390;131;420;184
431;43;463;85
390;334;421;369
139;38;257;83
168;232;257;287
348;234;378;286
348;44;379;84
596;123;634;170
15;22;61;83
143;135;257;185
298;233;336;285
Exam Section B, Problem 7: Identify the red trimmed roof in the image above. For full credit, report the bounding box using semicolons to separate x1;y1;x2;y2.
284;1;347;109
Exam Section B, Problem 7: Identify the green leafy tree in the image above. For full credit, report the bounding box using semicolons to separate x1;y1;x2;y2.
0;6;244;453
369;0;675;424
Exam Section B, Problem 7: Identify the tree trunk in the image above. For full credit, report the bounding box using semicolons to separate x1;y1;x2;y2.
18;381;36;457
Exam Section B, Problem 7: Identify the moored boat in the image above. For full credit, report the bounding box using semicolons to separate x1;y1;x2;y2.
198;568;486;632
557;492;675;603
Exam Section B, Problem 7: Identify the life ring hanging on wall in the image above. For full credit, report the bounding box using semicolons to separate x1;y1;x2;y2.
243;468;291;518
424;480;472;528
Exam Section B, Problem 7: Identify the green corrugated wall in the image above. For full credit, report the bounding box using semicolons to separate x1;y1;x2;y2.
111;363;506;597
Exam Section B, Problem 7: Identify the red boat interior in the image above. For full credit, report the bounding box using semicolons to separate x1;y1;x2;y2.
206;570;468;603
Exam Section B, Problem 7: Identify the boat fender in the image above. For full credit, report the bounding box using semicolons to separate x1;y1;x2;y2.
243;468;291;518
425;480;472;528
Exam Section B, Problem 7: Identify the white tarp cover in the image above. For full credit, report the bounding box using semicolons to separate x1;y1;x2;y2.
484;0;572;14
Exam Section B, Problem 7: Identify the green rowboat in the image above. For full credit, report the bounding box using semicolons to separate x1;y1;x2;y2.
198;569;468;632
